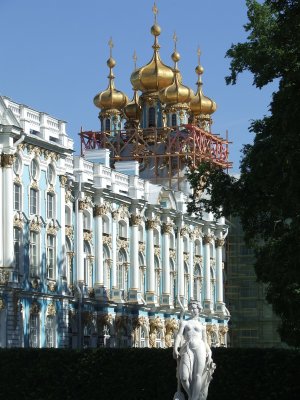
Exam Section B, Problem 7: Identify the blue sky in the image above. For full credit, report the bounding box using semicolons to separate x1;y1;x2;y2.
0;0;275;172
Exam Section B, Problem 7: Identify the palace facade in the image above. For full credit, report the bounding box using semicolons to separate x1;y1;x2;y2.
0;5;230;349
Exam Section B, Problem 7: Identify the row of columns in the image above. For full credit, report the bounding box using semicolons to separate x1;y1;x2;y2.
74;198;226;310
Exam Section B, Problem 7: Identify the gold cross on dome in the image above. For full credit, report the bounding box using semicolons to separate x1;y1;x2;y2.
133;50;137;70
108;37;114;57
152;2;158;23
173;32;178;50
197;46;201;64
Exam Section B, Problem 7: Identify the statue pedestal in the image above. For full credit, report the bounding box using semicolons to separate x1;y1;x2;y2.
145;291;159;306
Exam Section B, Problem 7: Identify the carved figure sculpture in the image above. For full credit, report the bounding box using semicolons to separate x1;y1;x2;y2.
173;301;216;400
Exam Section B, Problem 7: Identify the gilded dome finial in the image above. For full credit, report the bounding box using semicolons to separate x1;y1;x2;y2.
152;2;158;23
93;39;128;112
195;46;204;80
171;32;180;64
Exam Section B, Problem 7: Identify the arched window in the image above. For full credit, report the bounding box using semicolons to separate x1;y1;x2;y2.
193;264;202;302
103;245;111;289
84;241;93;288
118;221;127;238
171;113;177;127
170;259;176;305
47;234;56;279
66;238;73;286
194;240;201;256
139;253;146;295
154;256;161;297
45;314;56;348
65;206;72;226
13;183;22;211
103;216;110;234
148;107;156;127
117;249;128;293
29;231;39;277
83;211;91;230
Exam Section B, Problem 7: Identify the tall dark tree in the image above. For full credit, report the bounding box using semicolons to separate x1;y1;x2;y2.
187;0;300;346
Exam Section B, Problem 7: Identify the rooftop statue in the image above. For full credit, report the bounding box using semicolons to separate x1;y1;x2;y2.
173;301;216;400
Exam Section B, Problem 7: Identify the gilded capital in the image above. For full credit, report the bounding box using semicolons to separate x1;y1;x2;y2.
94;204;108;217
203;234;214;245
162;223;173;235
130;214;142;226
146;219;157;230
1;154;14;168
215;238;225;247
59;175;68;187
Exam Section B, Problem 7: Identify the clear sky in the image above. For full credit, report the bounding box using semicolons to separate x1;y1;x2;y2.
0;0;275;172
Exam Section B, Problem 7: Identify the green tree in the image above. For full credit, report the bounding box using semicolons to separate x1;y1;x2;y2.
187;0;300;346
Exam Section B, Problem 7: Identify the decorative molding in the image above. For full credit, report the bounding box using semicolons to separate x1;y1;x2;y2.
0;297;6;310
169;249;176;260
194;255;203;265
30;180;39;190
154;246;161;257
14;175;22;185
83;230;93;242
46;303;56;316
193;227;202;238
14;212;24;229
47;281;57;292
30;301;40;314
47;184;55;194
46;221;59;236
112;204;129;221
103;234;112;248
165;318;179;348
117;237;129;250
138;241;145;253
65;225;74;240
29;216;43;232
65;189;74;203
44;149;60;161
183;253;190;262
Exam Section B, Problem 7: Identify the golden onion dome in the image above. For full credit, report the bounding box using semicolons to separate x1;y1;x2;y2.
130;23;174;93
94;40;128;112
159;48;193;106
190;51;217;116
124;90;141;120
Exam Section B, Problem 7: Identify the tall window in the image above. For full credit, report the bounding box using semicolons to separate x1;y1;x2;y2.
30;231;39;277
84;241;92;287
148;107;156;127
105;119;111;131
13;183;21;211
47;164;55;185
118;221;127;238
103;245;111;289
117;250;127;291
45;315;56;348
29;313;40;348
193;264;202;301
154;256;161;297
47;193;55;219
30;159;38;180
30;188;38;215
171;113;177;127
184;263;189;300
47;235;55;279
14;228;21;270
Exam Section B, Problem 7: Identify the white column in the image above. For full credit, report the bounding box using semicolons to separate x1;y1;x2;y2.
94;206;104;286
59;176;67;279
146;220;155;293
189;234;194;300
162;223;171;294
130;215;140;290
0;157;3;268
111;212;117;288
203;231;212;309
216;238;225;304
76;199;84;282
2;154;14;270
177;227;184;298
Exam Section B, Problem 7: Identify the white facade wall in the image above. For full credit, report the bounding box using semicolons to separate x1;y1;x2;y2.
0;96;229;349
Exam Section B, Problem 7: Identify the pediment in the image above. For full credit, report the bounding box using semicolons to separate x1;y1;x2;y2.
0;96;21;128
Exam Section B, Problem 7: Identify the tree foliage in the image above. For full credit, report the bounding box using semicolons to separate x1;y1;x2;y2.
187;0;300;346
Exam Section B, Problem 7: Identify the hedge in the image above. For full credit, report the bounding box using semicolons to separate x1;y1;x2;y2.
0;348;299;400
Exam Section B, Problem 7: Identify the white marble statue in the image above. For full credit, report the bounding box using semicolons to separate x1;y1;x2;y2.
173;301;216;400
